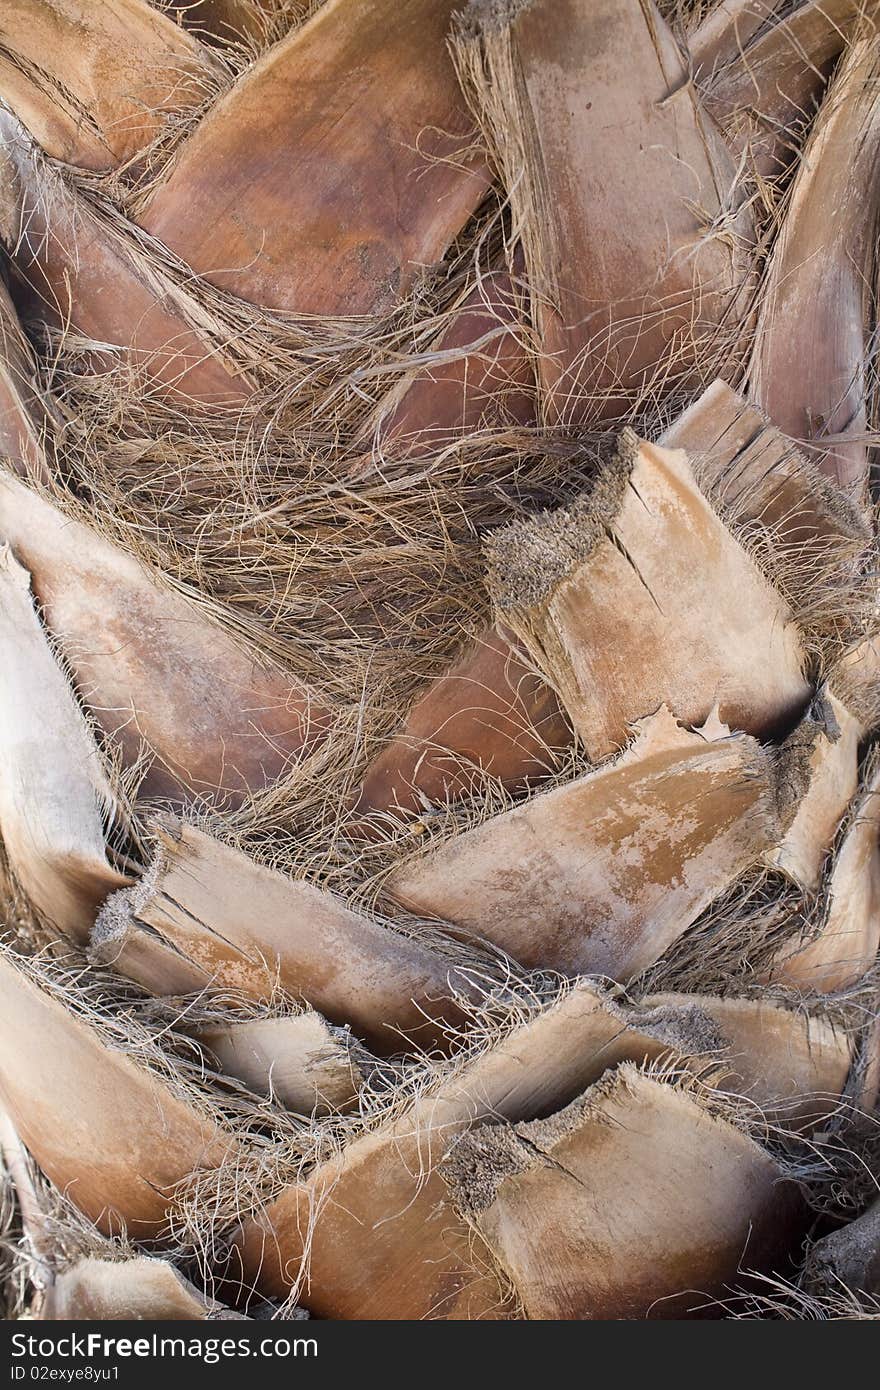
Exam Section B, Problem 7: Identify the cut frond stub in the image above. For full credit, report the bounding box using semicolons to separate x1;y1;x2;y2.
196;1012;366;1116
0;0;219;171
0;545;129;941
140;0;490;314
704;0;874;178
765;692;862;892
455;0;754;422
0;472;331;805
485;434;810;757
232;977;801;1317
385;708;784;979
44;1256;245;1320
662;379;871;551
0;947;235;1238
807;1200;880;1300
352;624;570;824
749;28;880;500
93;821;477;1054
0;117;250;406
367;252;536;458
443;1064;805;1319
766;760;880;993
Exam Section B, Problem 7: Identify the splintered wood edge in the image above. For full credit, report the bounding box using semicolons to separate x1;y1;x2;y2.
484;428;640;612
638;990;853;1128
665;381;870;543
440;1063;801;1316
486;402;868;624
443;1062;791;1218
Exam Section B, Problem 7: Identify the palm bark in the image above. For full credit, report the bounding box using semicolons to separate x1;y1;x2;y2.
0;0;217;171
140;0;491;315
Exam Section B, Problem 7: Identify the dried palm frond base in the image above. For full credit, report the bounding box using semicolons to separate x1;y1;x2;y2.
1;0;879;1323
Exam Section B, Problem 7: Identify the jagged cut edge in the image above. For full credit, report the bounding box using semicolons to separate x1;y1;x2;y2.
484;428;639;611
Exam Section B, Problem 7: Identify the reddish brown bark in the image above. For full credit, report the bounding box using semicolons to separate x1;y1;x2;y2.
1;117;249;405
366;250;536;459
0;474;330;805
140;0;491;314
0;0;217;171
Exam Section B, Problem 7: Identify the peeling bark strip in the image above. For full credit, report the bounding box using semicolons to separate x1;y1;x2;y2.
661;378;870;547
92;822;475;1054
0;118;249;406
0;546;129;941
0;950;234;1238
443;1066;805;1320
352;625;570;822
486;435;809;758
385;709;782;979
455;0;754;423
0;0;218;171
0;473;330;805
767;761;880;993
0;275;51;482
43;1257;245;1320
765;692;862;891
232;978;795;1316
197;1012;366;1115
140;0;491;315
704;0;876;176
366;250;537;459
749;31;880;500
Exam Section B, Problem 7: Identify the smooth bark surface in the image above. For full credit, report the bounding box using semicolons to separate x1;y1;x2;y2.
0;276;50;482
141;0;490;314
353;625;569;822
366;251;536;458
